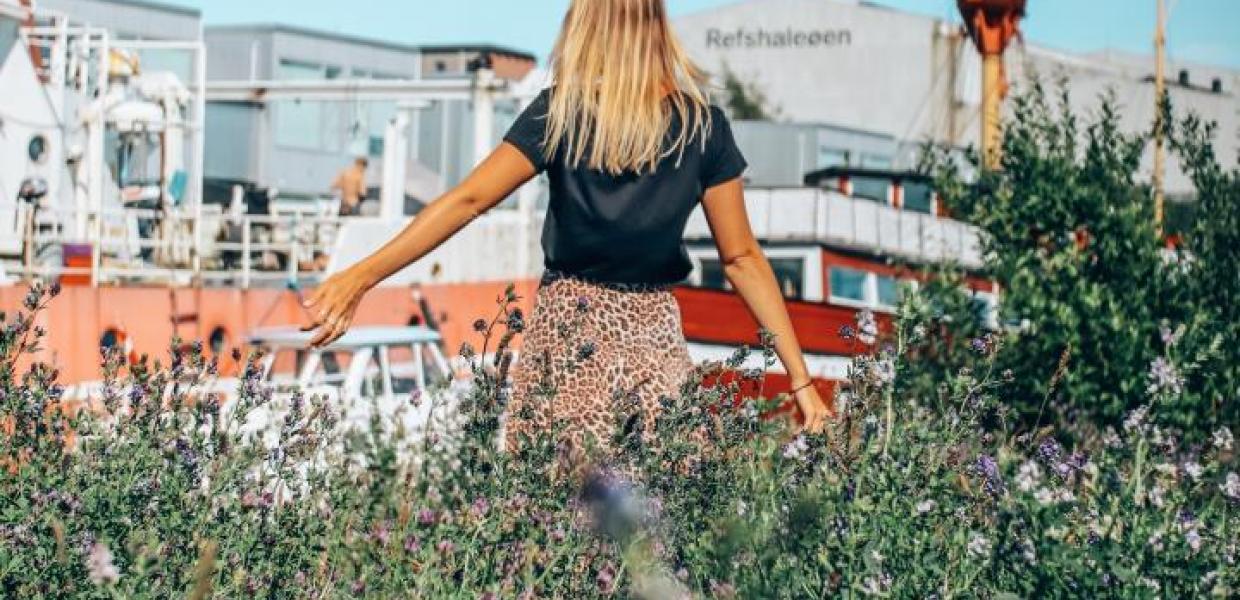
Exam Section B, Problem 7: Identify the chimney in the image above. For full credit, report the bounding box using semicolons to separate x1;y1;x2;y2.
1178;69;1189;86
1211;77;1223;93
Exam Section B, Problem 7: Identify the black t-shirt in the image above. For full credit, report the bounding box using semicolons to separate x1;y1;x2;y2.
503;89;748;285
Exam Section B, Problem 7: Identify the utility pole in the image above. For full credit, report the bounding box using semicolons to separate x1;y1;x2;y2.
958;0;1026;170
1152;0;1167;236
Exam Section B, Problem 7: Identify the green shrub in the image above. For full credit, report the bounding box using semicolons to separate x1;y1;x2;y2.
924;80;1239;437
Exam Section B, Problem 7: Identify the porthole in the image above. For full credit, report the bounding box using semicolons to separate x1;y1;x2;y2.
208;326;229;356
28;135;48;163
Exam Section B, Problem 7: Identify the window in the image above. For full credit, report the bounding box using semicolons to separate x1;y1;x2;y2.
817;146;850;169
275;60;327;149
829;267;868;303
851;175;889;203
695;258;730;291
435;60;448;73
770;258;805;299
876;275;902;307
903;181;934;214
860;153;893;169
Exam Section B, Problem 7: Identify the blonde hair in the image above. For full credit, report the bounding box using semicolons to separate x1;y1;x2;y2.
545;0;714;175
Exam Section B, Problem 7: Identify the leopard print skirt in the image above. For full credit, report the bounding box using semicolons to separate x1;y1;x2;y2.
504;270;694;456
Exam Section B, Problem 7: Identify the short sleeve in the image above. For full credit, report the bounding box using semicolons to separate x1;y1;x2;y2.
503;88;552;173
700;106;748;189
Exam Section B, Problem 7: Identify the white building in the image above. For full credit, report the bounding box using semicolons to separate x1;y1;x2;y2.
675;0;1238;194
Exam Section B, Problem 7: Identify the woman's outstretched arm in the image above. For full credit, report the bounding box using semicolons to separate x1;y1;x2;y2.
301;143;538;346
701;178;832;433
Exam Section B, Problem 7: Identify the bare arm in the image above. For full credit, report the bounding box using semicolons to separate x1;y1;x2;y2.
302;143;537;345
701;178;830;432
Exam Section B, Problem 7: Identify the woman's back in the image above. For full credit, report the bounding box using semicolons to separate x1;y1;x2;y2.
504;89;747;284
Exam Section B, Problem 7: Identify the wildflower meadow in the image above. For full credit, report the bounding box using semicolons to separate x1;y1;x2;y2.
1;84;1238;597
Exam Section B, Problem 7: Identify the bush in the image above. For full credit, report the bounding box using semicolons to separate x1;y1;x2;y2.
2;283;1236;598
925;80;1239;437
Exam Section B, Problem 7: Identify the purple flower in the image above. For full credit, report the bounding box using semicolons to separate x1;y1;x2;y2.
596;562;617;594
403;535;421;553
470;497;490;519
351;579;366;594
1036;439;1062;464
436;539;455;554
970;337;989;353
974;455;1004;496
417;508;437;526
371;521;391;546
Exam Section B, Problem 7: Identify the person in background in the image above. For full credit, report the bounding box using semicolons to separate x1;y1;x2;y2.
331;157;369;216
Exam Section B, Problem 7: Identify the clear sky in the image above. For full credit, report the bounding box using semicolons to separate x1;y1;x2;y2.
165;0;1240;69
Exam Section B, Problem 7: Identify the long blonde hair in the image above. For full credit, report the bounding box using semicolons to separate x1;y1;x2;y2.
545;0;714;175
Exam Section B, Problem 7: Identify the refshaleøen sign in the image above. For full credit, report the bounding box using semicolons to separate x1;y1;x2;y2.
705;27;852;49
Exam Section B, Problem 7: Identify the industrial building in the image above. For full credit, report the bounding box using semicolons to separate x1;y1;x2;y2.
675;0;1239;194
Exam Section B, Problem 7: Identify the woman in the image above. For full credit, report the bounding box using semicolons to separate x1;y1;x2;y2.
302;0;831;457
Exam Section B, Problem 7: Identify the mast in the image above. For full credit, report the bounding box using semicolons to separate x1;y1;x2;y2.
1153;0;1166;235
957;0;1026;170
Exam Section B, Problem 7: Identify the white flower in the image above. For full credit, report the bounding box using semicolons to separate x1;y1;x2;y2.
1020;538;1037;564
1214;427;1235;452
1185;528;1203;552
1141;577;1162;592
967;534;992;558
1015;461;1042;492
782;435;808;460
1033;486;1074;505
1154;462;1178;477
1147;531;1165;552
1149;484;1167;508
855;310;878;346
1123;405;1149;433
86;542;120;585
1221;472;1240;500
1146;357;1184;396
1102;427;1123;449
915;499;936;515
1183;462;1204;480
736;499;748;517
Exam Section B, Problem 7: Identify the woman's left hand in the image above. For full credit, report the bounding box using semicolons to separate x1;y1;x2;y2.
300;266;376;347
793;383;831;434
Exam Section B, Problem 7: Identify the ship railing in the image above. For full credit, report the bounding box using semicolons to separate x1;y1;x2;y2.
0;201;346;288
684;187;985;269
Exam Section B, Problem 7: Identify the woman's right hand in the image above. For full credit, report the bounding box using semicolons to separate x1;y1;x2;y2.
300;266;377;347
793;383;831;434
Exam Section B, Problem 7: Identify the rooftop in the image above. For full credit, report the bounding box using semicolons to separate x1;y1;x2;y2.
206;23;535;62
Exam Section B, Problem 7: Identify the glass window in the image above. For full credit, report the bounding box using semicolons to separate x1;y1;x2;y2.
876;275;902;307
851;176;889;203
276;60;326;149
770;258;805;299
903;181;934;213
817;146;849;169
697;258;728;290
861;153;892;169
829;267;868;302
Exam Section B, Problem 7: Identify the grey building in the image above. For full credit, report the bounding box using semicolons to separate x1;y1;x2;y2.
202;24;536;206
34;0;200;41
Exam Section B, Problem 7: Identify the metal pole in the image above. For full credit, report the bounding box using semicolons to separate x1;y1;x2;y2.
981;53;1003;169
1152;0;1166;236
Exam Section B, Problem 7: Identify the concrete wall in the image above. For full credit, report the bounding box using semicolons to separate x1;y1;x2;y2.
36;0;199;40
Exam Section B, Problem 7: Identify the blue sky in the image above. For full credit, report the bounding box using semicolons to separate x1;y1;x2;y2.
168;0;1240;69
